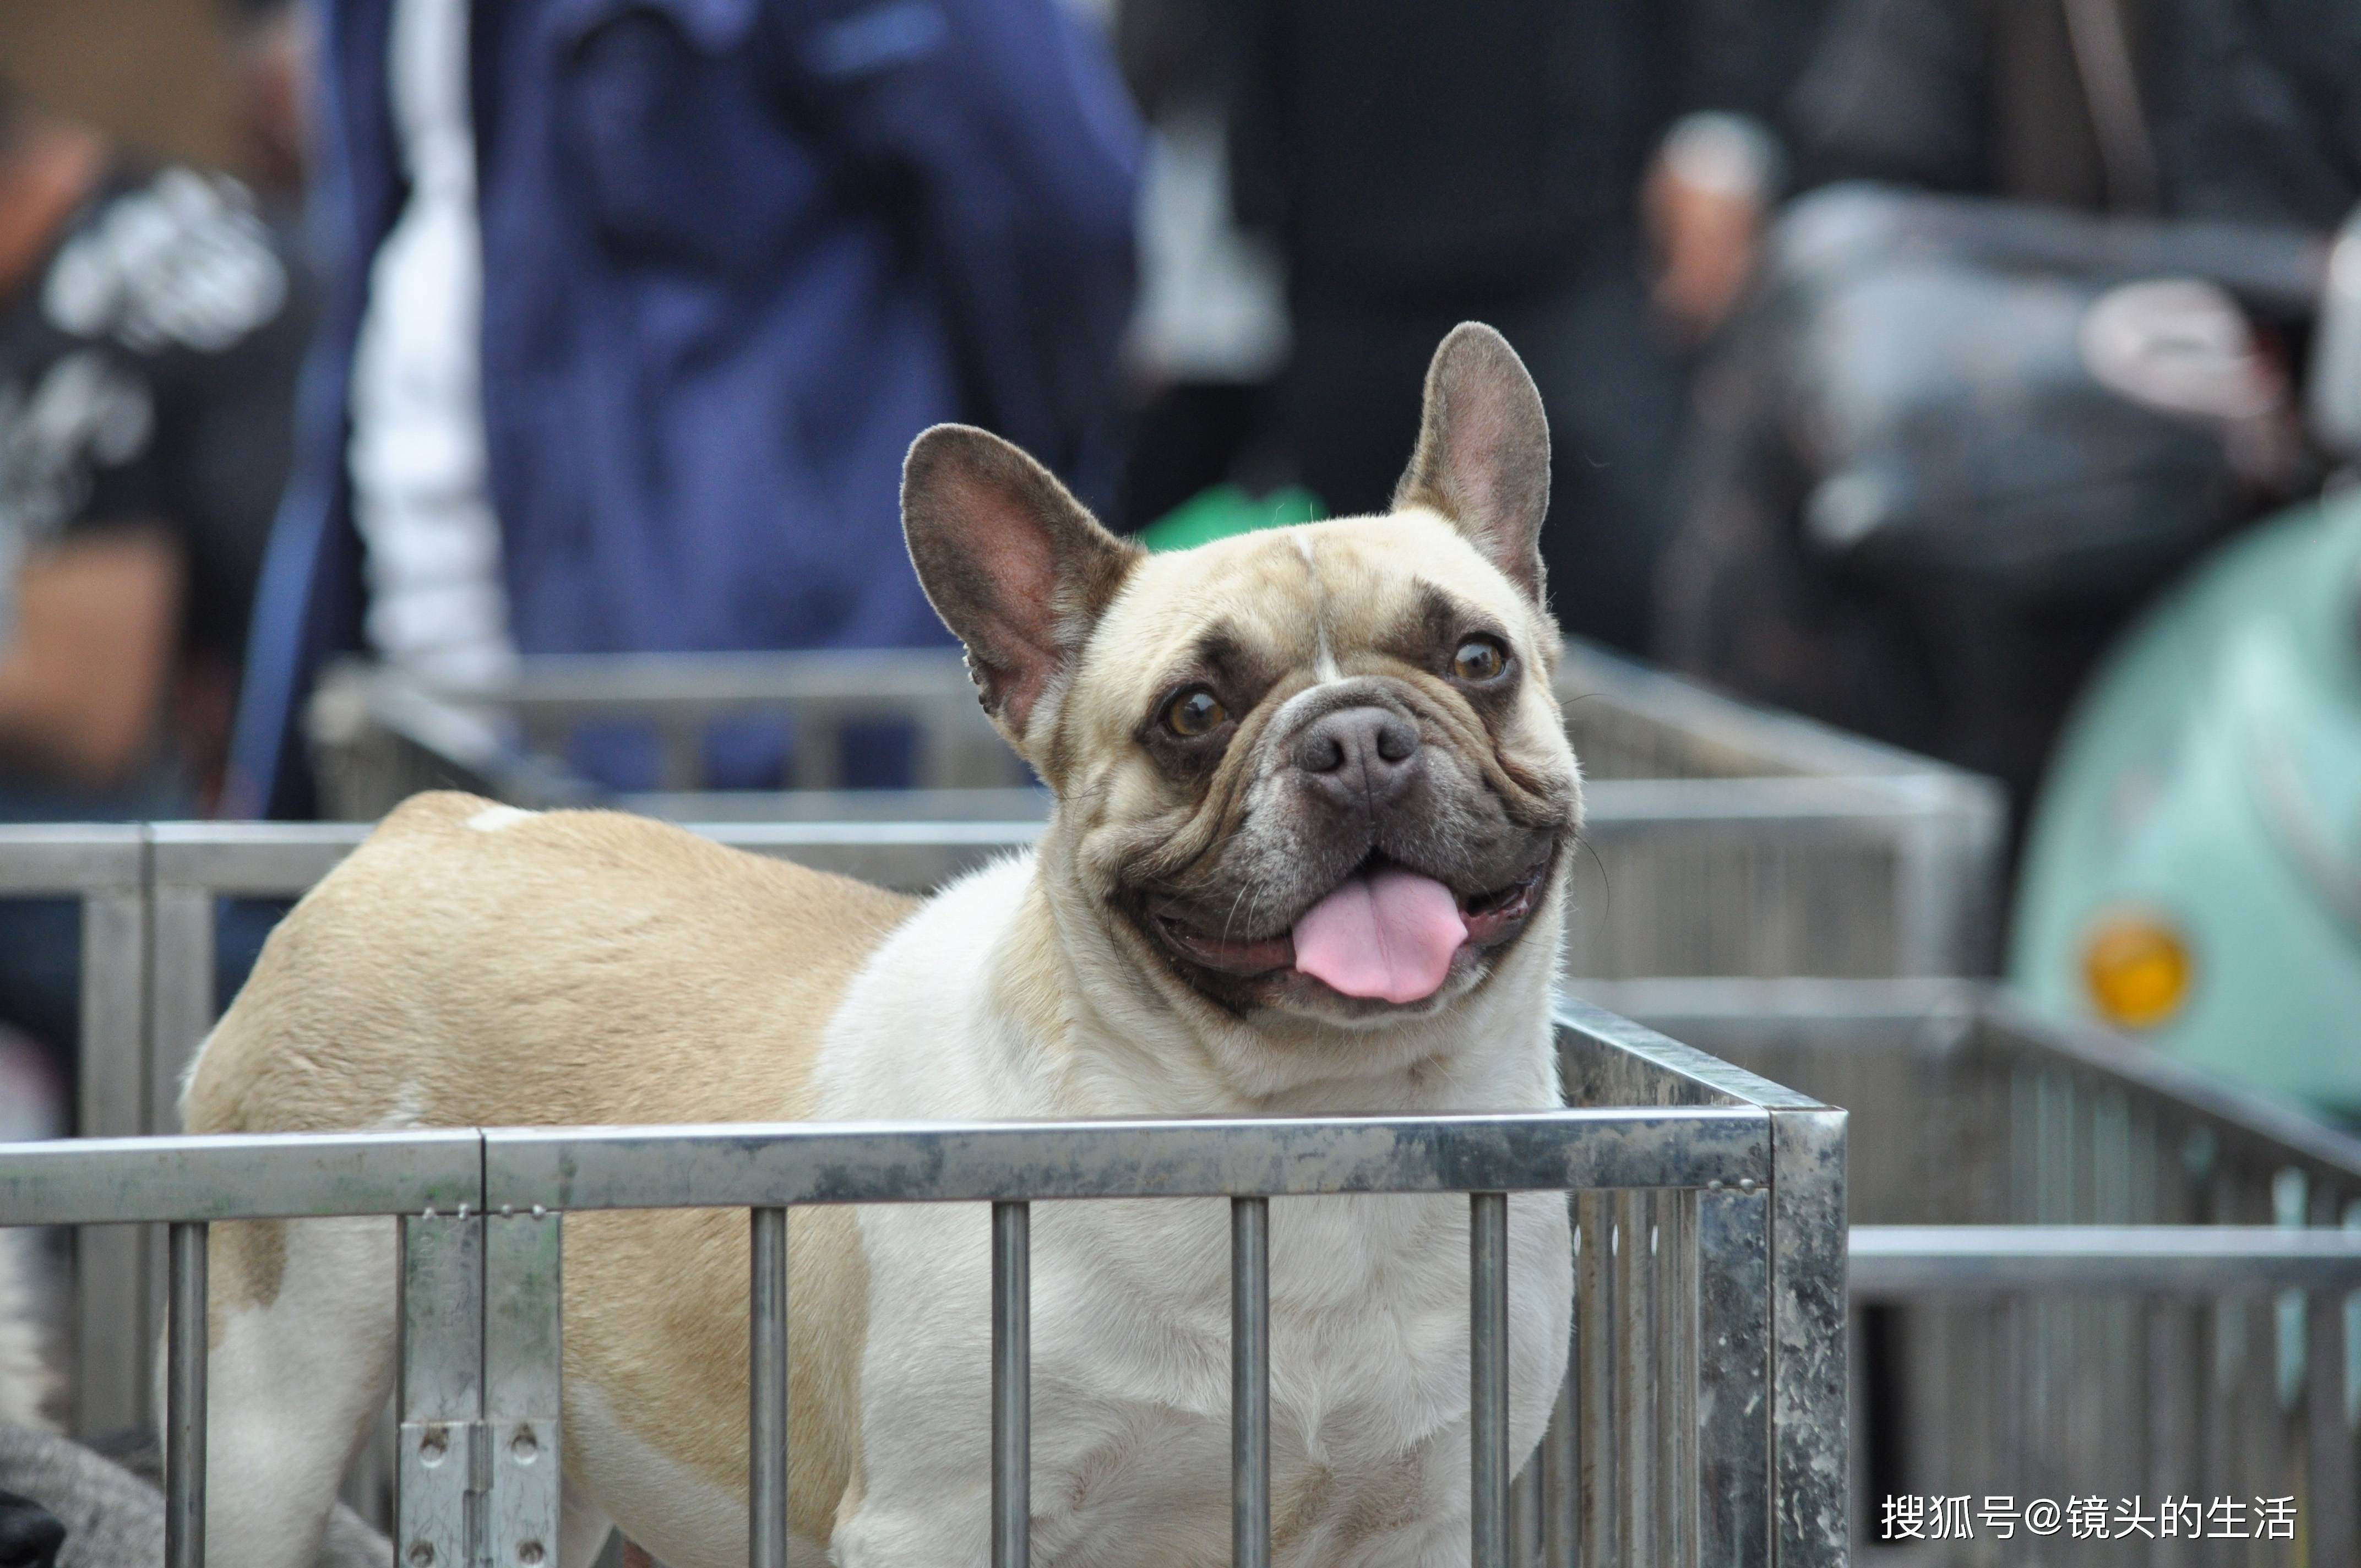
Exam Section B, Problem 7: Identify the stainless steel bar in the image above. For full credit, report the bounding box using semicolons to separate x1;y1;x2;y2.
165;1222;207;1568
1850;1226;2361;1292
749;1207;789;1568
788;710;840;792
617;787;1049;824
1766;1107;1848;1568
1555;997;1836;1114
1575;1193;1613;1568
0;822;147;891
1694;1188;1770;1568
483;1108;1769;1213
1508;1460;1537;1567
1470;1192;1510;1568
1232;1196;1271;1568
399;1214;485;1420
77;886;148;1139
146;821;366;893
1539;1347;1574;1568
399;1211;483;1568
143;883;220;1423
148;886;218;1133
659;721;704;793
1614;1190;1653;1568
75;883;148;1436
346;636;1925;775
2306;1286;2355;1561
486;1212;564;1568
1652;1192;1676;1566
1;1131;486;1227
142;819;1046;899
1;1113;1770;1223
1661;1190;1696;1568
993;1201;1030;1568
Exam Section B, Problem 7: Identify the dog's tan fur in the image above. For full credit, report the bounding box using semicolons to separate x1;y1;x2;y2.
188;794;910;1539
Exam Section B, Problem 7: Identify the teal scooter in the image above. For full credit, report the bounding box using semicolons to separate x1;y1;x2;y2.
2011;219;2361;1123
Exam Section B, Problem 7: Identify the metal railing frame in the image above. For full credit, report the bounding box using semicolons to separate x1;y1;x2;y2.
1851;1226;2361;1294
0;820;1044;1434
0;810;1963;1439
0;824;149;1432
1582;978;2361;1561
0;996;1855;1567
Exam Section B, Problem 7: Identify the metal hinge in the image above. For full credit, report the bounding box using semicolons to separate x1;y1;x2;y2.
398;1210;563;1568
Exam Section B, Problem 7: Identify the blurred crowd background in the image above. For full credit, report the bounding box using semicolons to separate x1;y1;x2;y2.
5;0;2360;1133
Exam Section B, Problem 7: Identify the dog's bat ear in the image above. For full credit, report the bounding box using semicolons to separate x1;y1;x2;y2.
902;424;1142;746
1392;322;1551;603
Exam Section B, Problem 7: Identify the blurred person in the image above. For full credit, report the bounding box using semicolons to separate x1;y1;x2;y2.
1111;0;1291;531
1639;0;2361;345
1656;0;2361;814
229;0;1142;814
226;0;318;206
1228;0;1830;653
0;67;315;1118
1788;0;2361;230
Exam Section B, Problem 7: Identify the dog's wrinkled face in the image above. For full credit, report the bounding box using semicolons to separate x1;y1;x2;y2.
1066;516;1574;1022
904;323;1581;1028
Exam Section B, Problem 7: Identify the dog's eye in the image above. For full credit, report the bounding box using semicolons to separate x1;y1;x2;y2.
1451;636;1509;683
1163;687;1229;737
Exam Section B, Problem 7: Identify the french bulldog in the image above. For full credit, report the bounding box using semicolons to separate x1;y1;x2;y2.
184;322;1584;1567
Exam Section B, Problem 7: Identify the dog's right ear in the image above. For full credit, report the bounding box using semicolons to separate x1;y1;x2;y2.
1393;323;1552;605
902;425;1141;749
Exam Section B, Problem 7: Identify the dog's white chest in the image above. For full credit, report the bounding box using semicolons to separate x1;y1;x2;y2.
814;863;1571;1565
843;1191;1569;1567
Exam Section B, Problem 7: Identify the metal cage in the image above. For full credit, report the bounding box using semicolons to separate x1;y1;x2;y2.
0;1002;1851;1568
0;820;1041;1436
1581;978;2361;1567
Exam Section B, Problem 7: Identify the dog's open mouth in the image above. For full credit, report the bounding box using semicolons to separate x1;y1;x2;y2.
1147;853;1551;1005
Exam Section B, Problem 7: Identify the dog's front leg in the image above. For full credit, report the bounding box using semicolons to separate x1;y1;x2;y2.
832;1205;997;1567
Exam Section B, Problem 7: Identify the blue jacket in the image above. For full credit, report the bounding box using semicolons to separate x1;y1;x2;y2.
231;0;1139;814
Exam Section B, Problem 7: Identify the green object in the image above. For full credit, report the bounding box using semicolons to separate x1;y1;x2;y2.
1136;484;1325;553
2010;492;2361;1120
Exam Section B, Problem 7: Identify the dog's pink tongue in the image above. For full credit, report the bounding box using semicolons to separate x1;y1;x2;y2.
1290;867;1467;1004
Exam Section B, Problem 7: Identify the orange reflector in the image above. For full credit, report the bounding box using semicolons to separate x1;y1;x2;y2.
2082;913;2194;1030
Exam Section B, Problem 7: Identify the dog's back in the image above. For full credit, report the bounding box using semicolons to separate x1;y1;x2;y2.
186;790;917;1139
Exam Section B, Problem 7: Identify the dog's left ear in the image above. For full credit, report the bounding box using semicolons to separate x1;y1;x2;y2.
903;425;1142;750
1392;322;1552;603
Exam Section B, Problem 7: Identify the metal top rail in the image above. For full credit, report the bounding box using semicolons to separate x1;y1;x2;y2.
1557;996;1833;1111
1553;639;1996;785
329;639;2000;790
483;1107;1771;1211
0;819;1045;899
0;1131;483;1224
0;994;1849;1566
0;1107;1774;1227
1573;976;2361;1189
1851;1226;2361;1293
0;823;144;893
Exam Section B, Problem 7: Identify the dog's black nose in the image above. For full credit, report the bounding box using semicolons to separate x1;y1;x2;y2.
1293;705;1421;803
0;1490;66;1568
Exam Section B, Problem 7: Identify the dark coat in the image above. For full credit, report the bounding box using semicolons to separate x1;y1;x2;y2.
230;0;1141;815
1791;0;2361;226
